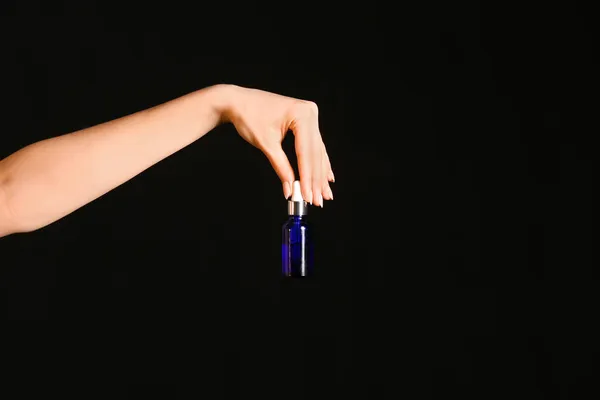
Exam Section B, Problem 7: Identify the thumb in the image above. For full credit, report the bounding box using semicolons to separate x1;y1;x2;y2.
264;146;296;199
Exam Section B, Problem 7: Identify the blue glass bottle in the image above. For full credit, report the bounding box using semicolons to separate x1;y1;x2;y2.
282;181;313;277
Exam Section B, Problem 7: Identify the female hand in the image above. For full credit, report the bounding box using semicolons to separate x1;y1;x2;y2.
221;85;334;207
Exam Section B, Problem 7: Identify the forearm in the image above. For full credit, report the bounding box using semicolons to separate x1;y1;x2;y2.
0;84;232;236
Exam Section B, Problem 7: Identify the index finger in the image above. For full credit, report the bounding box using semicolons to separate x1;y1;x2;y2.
292;121;314;204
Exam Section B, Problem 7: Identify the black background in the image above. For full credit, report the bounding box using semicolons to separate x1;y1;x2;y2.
0;1;596;398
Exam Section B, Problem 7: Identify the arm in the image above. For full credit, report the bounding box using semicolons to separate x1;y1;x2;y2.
0;84;334;238
0;84;231;237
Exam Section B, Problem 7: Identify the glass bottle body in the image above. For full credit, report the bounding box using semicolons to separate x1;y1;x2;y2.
282;216;313;277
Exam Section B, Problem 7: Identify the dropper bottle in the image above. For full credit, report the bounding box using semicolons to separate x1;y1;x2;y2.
282;180;314;277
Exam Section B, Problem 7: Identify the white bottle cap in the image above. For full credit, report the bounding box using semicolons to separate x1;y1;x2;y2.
287;180;308;216
291;180;304;202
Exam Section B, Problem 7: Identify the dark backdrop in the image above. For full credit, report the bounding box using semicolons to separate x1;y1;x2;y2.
0;1;596;398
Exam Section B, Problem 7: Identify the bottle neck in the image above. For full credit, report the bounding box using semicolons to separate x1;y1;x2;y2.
287;200;308;216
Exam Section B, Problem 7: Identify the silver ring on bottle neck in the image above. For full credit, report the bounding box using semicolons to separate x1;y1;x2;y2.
288;200;308;216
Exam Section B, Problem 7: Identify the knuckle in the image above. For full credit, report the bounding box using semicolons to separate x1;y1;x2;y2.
291;100;319;119
304;100;318;115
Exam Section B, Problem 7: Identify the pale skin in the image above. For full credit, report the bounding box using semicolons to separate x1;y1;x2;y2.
0;84;334;238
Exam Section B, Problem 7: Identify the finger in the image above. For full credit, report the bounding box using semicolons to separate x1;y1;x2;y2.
324;145;335;183
304;134;324;207
293;124;314;204
264;146;295;199
321;143;333;200
312;141;326;207
323;184;333;200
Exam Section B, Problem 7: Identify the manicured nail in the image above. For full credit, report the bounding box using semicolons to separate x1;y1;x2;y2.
327;187;333;200
329;171;335;182
283;181;292;199
318;193;323;207
307;190;313;204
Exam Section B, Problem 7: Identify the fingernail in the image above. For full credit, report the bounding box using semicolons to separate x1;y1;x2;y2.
329;171;335;182
327;187;333;200
307;190;313;204
283;181;292;199
318;193;323;207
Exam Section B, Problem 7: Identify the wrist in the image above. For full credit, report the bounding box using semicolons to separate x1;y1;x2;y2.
205;84;240;124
